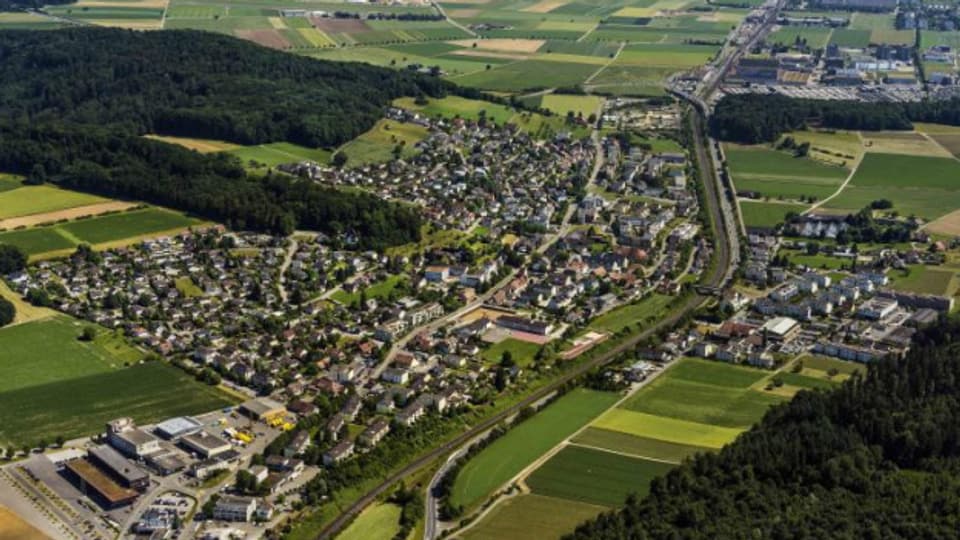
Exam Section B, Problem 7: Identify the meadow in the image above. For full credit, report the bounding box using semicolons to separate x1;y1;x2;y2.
572;427;705;462
889;265;957;296
823;152;960;219
0;184;109;220
228;142;332;168
337;119;429;166
458;493;606;540
450;388;619;509
331;275;406;305
586;293;673;333
525;445;675;506
724;144;847;201
451;60;598;92
481;338;542;367
739;200;807;229
540;94;604;117
0;316;236;445
337;502;400;540
593;409;741;449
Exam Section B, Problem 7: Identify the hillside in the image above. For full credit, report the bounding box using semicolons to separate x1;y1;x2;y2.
566;318;960;539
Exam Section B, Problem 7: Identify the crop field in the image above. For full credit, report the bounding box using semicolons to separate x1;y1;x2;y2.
667;357;769;387
526;445;675;506
724;144;847;202
615;43;719;68
481;338;542;367
739;200;807;229
593;408;743;449
145;134;241;153
889;265;957;296
394;95;516;125
849;12;913;45
571;427;705;462
0;12;64;28
823;153;960;219
0;506;48;540
768;26;832;49
451;59;598;91
540;94;603;117
829;28;870;48
228;142;331;168
450;388;619;509
337;119;429;166
337;503;400;540
860;132;953;158
0;316;236;445
0;185;109;220
587;65;675;96
0;227;77;255
458;493;606;540
60;208;201;245
779;372;839;391
586;293;673;333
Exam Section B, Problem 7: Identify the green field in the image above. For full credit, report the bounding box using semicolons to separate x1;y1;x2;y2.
665;357;769;388
0;227;77;255
228;142;332;168
450;388;620;509
779;372;839;391
0;185;109;220
481;338;542;367
526;445;675;506
451;60;598;92
60;208;201;245
768;26;832;49
0;316;236;445
586;293;673;333
540;94;604;117
459;493;605;540
800;355;865;376
337;119;429;166
823;153;960;219
593;408;744;449
724;144;847;201
739;200;807;229
331;275;406;305
394;95;517;125
889;265;957;296
572;427;706;463
829;28;870;48
336;503;400;540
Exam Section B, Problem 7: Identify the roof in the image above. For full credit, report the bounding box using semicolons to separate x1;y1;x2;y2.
182;432;231;452
89;445;148;485
65;459;138;504
114;428;158;447
762;316;799;336
240;397;286;417
154;417;203;439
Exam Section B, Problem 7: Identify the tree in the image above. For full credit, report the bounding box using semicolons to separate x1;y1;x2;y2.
0;244;26;274
332;151;348;168
79;326;97;342
0;297;13;327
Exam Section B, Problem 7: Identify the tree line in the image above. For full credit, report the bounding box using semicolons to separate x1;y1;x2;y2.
565;317;960;539
709;94;960;143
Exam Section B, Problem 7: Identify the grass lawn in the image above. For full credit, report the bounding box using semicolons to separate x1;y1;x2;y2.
337;502;400;540
526;445;675;506
338;119;429;167
779;372;840;391
824;153;960;220
572;427;707;463
0;227;75;256
459;494;605;540
0;185;108;220
724;144;846;201
620;376;783;428
0;316;237;445
331;275;405;305
450;388;620;509
666;357;768;388
227;142;331;168
540;94;603;117
481;338;542;367
800;355;865;376
739;200;807;229
393;95;516;125
59;208;200;245
175;276;203;298
586;293;673;333
592;408;744;449
888;265;957;296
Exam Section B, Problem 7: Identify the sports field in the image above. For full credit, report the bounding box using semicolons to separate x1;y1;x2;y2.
0;316;236;445
526;445;675;506
0;184;109;220
739;200;806;229
458;493;605;540
724;144;847;202
450;388;619;509
822;152;960;220
337;503;400;540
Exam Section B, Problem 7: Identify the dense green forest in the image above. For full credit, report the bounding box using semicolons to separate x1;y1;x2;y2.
566;318;960;539
0;28;472;245
0;28;458;147
710;94;960;143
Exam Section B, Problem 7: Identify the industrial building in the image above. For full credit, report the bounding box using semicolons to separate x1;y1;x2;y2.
64;459;139;509
154;416;204;440
88;445;149;491
181;432;233;459
107;418;161;458
239;397;287;421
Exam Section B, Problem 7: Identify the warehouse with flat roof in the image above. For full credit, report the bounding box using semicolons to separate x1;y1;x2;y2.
88;445;149;491
154;416;204;440
181;432;233;459
64;459;138;509
239;398;286;421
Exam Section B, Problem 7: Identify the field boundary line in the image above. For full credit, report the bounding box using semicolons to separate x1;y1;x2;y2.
583;41;625;85
565;441;682;465
803;131;865;215
576;22;599;42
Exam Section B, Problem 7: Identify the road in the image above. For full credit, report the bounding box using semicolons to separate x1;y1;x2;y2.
277;238;298;303
314;97;734;540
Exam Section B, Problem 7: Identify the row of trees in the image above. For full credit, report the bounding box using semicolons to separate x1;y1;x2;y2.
566;317;960;538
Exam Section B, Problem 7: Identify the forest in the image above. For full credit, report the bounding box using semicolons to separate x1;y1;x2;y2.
709;94;960;143
565;317;960;539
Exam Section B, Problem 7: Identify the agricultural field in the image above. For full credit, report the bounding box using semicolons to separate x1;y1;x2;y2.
739;200;807;229
768;26;832;49
525;445;675;506
822;152;960;220
572;427;705;462
539;94;604;117
481;338;542;367
0;12;64;29
337;119;429;166
450;59;599;92
828;28;871;48
450;388;619;509
145;134;241;153
888;265;958;296
0;184;110;221
0;506;48;540
724;144;848;202
0;315;237;445
780;130;863;166
0;208;202;257
849;12;913;46
860;131;953;158
336;502;400;540
457;493;605;540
